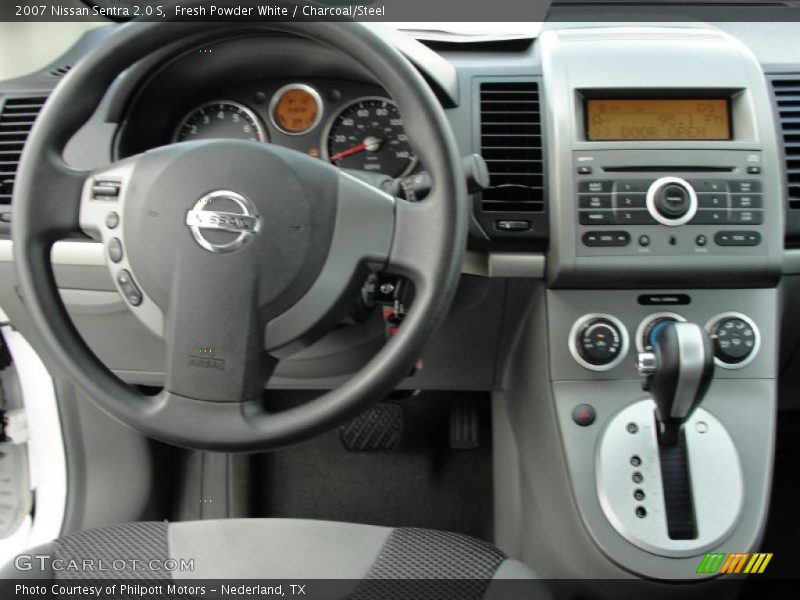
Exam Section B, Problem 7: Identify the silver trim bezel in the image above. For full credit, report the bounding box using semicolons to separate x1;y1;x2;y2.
568;313;630;372
704;311;761;369
645;176;698;227
319;95;418;178
268;83;324;136
172;100;267;143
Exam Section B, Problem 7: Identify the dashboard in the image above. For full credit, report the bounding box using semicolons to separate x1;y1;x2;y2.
1;14;800;584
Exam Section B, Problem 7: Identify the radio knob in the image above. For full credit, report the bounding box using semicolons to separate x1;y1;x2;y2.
646;177;698;226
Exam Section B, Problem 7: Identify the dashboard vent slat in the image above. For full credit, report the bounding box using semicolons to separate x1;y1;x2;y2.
0;96;47;206
479;81;545;216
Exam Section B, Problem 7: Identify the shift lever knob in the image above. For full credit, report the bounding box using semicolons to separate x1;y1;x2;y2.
636;322;715;445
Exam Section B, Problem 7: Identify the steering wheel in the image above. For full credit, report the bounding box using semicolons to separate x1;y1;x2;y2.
11;19;467;452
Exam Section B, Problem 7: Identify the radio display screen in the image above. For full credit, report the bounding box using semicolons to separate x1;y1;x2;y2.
585;98;731;141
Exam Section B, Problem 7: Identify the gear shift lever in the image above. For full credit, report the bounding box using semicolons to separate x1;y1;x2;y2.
637;322;715;446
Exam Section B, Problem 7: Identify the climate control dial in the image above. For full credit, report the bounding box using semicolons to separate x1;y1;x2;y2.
635;312;687;352
705;312;760;369
569;314;629;371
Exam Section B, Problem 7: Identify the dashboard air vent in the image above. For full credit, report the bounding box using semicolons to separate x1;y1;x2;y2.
477;80;546;243
0;96;47;206
773;77;800;210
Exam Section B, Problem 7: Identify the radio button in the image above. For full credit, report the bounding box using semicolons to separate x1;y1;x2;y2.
582;231;630;247
728;210;763;225
617;210;656;225
580;211;616;225
714;231;761;246
731;194;763;209
729;180;762;193
579;194;612;209
615;180;651;193
697;193;729;209
616;193;647;209
579;181;613;194
691;210;728;225
688;179;728;193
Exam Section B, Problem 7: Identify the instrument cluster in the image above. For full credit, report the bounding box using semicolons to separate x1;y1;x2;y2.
167;81;417;179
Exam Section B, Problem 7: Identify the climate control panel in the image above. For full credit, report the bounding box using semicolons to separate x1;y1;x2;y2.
567;308;762;373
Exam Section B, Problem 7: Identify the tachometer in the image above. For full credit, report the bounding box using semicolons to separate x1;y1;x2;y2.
323;97;416;178
174;101;267;143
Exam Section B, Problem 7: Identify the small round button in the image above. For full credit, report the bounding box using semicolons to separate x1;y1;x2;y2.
108;238;123;263
638;235;650;247
572;404;597;427
105;211;120;229
696;234;707;247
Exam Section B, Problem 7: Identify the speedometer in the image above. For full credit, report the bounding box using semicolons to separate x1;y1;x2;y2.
323;97;416;178
174;101;267;143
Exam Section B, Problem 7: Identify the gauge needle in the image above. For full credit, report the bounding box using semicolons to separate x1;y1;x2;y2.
330;136;382;161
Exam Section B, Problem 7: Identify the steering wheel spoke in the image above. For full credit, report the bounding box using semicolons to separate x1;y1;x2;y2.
14;157;89;244
163;267;276;404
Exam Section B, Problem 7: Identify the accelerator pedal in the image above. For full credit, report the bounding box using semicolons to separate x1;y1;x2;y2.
340;403;404;452
450;396;480;450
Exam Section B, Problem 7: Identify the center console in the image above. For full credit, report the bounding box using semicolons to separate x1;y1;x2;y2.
501;25;783;582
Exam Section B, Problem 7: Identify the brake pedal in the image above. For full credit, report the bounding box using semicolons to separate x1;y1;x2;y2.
340;403;404;452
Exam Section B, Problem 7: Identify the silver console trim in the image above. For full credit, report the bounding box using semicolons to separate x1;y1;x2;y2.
596;399;744;558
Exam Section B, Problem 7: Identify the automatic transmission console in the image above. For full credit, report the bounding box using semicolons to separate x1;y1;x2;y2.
595;322;744;557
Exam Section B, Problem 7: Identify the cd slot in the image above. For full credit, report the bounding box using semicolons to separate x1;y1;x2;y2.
603;166;735;173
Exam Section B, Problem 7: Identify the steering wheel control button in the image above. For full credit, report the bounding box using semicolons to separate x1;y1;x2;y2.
91;180;121;200
105;211;120;229
646;177;698;226
116;270;143;307
107;238;124;263
714;231;761;246
582;231;630;247
569;314;629;371
572;404;597;427
706;312;760;369
185;190;262;254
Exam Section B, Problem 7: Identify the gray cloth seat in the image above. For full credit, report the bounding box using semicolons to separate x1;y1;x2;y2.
2;519;548;599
